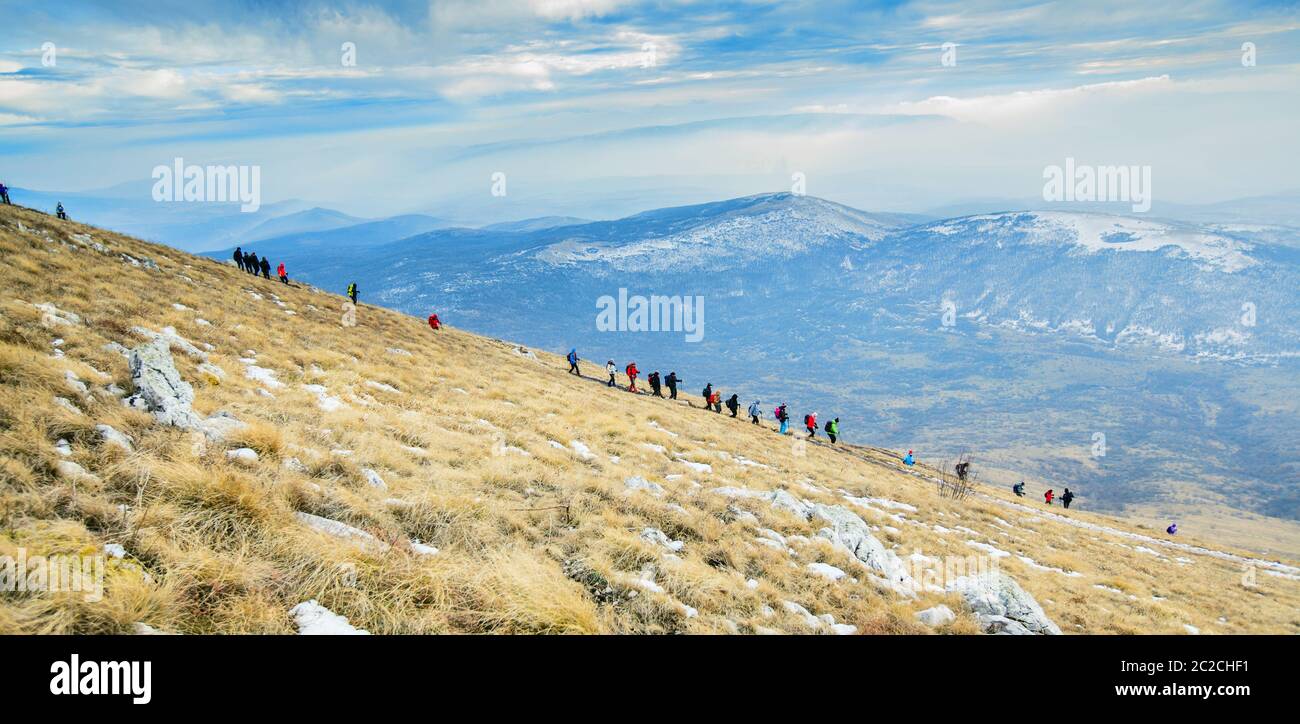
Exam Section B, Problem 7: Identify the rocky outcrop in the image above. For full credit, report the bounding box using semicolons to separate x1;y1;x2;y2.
948;570;1062;635
811;503;916;595
125;338;247;441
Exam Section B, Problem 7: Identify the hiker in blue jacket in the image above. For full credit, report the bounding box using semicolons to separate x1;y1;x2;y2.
903;450;915;466
567;348;580;375
748;400;762;425
1166;523;1178;535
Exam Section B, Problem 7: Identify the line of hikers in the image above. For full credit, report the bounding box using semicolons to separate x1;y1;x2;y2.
0;186;68;219
233;246;289;284
569;349;843;444
1012;481;1075;508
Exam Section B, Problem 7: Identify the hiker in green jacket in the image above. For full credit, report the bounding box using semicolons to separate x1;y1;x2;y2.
825;417;839;444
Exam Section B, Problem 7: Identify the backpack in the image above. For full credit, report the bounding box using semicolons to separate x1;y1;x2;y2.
824;420;832;432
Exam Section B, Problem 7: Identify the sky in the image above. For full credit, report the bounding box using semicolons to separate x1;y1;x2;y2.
2;0;1298;221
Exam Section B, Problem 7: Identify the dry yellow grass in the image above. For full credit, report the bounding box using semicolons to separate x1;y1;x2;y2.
1;203;1297;635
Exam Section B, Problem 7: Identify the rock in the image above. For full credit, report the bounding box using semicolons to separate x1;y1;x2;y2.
130;325;207;360
132;623;176;635
769;489;813;518
361;468;388;490
947;570;1062;635
53;396;83;415
35;302;81;327
915;605;956;627
807;562;848;581
282;457;307;473
290;600;369;635
54;439;72;457
197;362;226;383
64;370;88;395
95;424;134;452
126;337;202;428
624;476;665;496
293;511;388;552
125;339;246;441
101;341;130;358
226;448;258;464
104;543;126;559
811;503;916;594
409;540;439;556
55;460;99;483
640;527;685;552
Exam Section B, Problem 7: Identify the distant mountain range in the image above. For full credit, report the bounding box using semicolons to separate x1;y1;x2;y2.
191;192;1300;525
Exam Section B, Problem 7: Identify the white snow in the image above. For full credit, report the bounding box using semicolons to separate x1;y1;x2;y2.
290;600;369;635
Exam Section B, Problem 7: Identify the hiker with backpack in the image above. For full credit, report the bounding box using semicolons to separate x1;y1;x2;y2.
825;417;839;444
259;256;271;279
776;404;789;434
1012;481;1025;497
1166;523;1178;535
55;202;67;220
955;461;970;481
248;252;260;276
346;282;358;304
649;371;663;397
625;361;640;393
709;389;722;413
903;450;915;466
804;412;818;439
665;372;679;400
702;383;712;409
725;394;740;418
0;182;10;205
233;247;245;271
567;348;580;375
1044;489;1054;506
748;400;762;425
277;262;288;284
428;313;441;330
1061;488;1075;510
606;360;617;387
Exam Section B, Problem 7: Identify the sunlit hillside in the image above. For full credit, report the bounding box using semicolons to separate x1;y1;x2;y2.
2;203;1297;635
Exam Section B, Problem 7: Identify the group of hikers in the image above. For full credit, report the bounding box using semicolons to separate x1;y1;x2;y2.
233;246;288;283
570;349;847;444
1012;481;1075;508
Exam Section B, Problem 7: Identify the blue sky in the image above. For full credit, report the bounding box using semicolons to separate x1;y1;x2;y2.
2;0;1298;220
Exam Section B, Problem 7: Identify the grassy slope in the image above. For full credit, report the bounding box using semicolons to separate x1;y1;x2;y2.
1;203;1297;634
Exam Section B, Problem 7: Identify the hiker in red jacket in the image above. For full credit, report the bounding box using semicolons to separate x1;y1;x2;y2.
804;412;818;438
625;361;639;392
428;313;441;330
1044;489;1054;506
277;262;288;284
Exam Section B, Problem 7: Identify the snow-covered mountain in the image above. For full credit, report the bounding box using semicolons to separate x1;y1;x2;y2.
205;193;1300;521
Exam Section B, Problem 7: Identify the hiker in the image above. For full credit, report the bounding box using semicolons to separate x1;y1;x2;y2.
233;247;245;271
955;461;970;481
428;313;441;330
1012;481;1025;497
804;412;817;438
605;360;617;387
776;404;790;434
567;348;580;375
825;417;839;444
0;182;10;204
1061;488;1075;510
55;202;67;220
649;371;663;397
748;400;762;425
1166;523;1178;535
346;282;358;304
1044;489;1054;506
665;372;679;400
277;262;288;284
242;251;253;272
903;450;914;466
709;389;722;413
702;383;713;409
725;394;740;417
259;256;271;279
625;361;640;393
248;252;260;276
